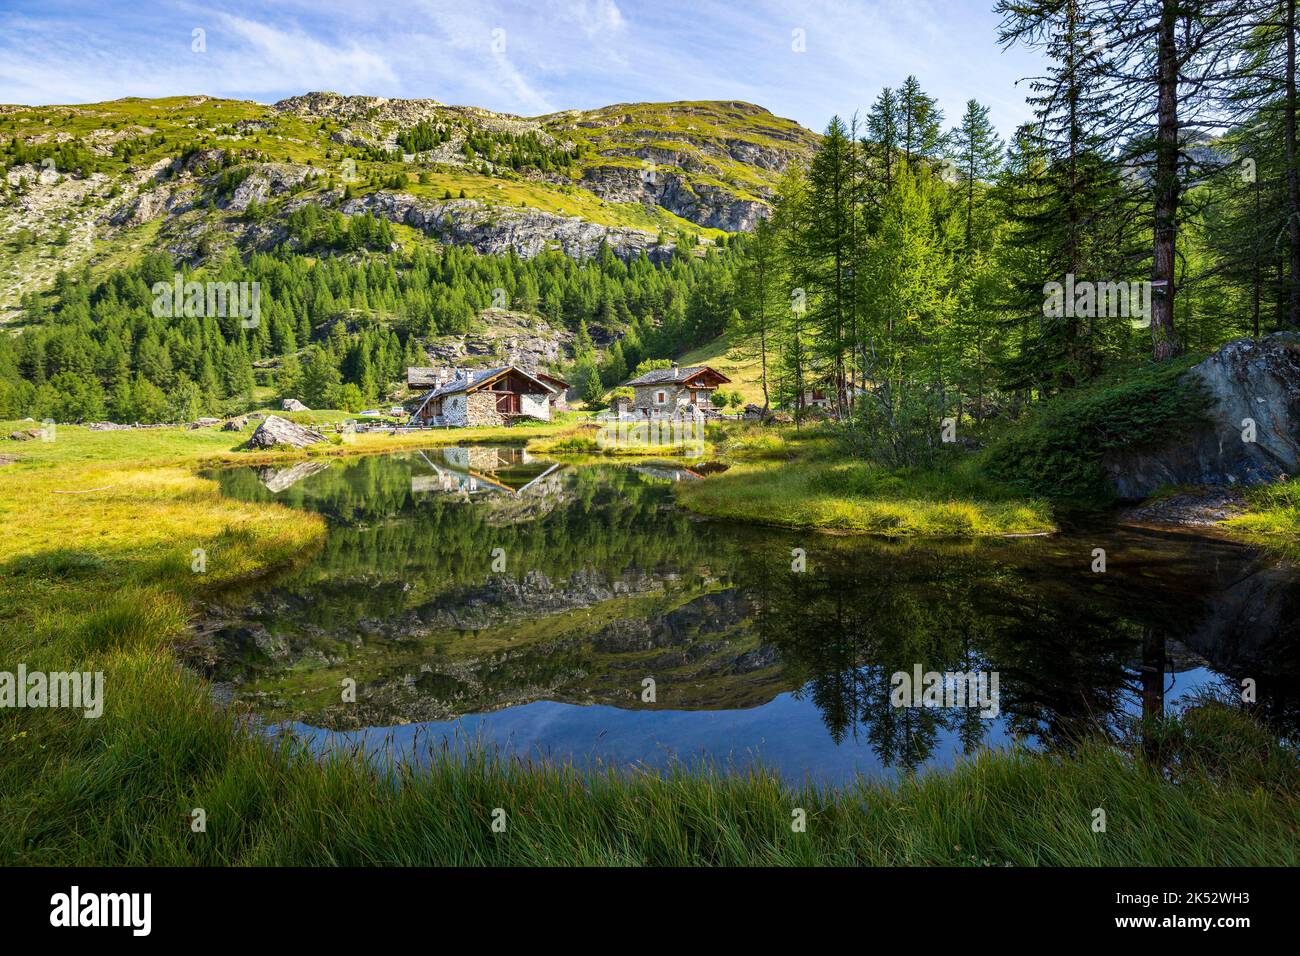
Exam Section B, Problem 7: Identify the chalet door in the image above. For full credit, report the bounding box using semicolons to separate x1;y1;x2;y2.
496;392;520;414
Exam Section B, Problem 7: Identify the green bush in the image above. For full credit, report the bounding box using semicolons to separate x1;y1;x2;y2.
983;357;1210;501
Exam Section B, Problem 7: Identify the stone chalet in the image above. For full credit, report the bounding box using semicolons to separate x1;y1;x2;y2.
406;365;568;427
622;364;731;417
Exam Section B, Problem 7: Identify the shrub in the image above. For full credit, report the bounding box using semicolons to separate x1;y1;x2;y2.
983;357;1210;500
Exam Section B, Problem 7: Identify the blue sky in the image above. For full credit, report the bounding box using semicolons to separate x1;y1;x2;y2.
0;0;1047;137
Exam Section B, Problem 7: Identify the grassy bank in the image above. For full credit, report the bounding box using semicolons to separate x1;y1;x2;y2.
2;424;1296;865
1223;481;1300;555
526;422;714;458
2;417;572;469
674;426;1054;537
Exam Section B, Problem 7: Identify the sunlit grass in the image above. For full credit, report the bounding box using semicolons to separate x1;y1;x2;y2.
1223;480;1300;555
1;418;573;469
526;422;713;458
676;425;1054;537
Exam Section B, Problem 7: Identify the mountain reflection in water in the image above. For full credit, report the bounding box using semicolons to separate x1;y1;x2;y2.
198;448;1300;784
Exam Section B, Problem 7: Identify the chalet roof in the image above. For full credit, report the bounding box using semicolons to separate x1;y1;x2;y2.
407;367;443;388
410;365;564;394
420;365;553;402
535;371;572;390
625;365;730;387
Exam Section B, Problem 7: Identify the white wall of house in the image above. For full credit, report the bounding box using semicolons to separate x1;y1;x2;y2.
521;391;551;421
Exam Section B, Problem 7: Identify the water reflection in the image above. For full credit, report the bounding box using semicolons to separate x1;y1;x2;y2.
198;448;1300;783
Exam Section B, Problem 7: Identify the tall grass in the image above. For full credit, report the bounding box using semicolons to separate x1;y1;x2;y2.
1224;481;1300;555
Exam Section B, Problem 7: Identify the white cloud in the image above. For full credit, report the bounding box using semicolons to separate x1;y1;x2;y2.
212;13;398;93
409;1;556;113
554;0;626;38
0;9;398;104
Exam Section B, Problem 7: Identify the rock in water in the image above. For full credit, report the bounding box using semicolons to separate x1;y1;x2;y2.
257;459;332;492
1105;333;1300;499
242;415;327;450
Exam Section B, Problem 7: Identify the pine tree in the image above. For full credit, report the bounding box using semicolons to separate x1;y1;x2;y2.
948;100;1005;256
733;217;784;409
795;116;862;415
301;346;341;409
867;88;900;193
996;0;1140;386
898;76;946;170
1226;0;1300;329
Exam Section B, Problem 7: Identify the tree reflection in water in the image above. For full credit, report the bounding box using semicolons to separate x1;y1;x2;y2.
205;452;1300;776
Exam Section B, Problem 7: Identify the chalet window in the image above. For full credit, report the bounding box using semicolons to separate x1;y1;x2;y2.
656;390;666;404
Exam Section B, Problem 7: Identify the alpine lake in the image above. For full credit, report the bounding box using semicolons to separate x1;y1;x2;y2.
195;446;1300;785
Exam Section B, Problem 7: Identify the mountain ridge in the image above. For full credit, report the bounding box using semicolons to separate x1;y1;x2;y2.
0;90;818;318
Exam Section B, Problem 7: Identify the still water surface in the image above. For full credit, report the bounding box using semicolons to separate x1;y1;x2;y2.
201;447;1300;784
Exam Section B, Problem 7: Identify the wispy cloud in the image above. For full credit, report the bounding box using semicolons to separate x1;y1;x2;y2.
213;13;398;93
554;0;626;38
0;0;1045;136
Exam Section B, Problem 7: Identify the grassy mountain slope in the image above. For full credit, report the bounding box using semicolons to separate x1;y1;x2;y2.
0;92;816;322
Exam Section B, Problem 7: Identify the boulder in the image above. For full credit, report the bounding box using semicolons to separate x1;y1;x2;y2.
222;414;264;432
242;415;327;450
281;398;309;412
1104;333;1300;499
7;429;39;441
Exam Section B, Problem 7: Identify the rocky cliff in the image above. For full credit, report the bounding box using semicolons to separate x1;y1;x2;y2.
1105;333;1300;499
0;92;817;317
340;190;677;262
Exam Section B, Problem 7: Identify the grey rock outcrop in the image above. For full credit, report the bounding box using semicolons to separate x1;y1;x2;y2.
242;415;326;450
579;163;769;231
340;192;675;262
422;310;572;368
1105;333;1300;499
223;163;325;212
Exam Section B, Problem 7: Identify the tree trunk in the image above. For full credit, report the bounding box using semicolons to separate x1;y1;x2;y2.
1285;0;1300;328
758;255;771;411
1151;0;1183;360
1254;177;1262;338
